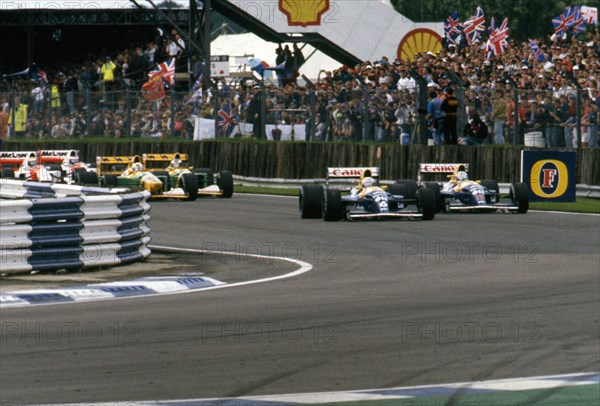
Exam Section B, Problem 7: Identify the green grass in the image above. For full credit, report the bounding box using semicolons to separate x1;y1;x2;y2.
530;198;600;214
234;185;300;196
235;185;600;214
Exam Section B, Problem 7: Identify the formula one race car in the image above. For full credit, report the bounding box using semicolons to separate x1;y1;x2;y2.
38;149;97;185
96;155;197;200
142;153;234;198
0;150;64;182
299;167;436;221
414;163;529;213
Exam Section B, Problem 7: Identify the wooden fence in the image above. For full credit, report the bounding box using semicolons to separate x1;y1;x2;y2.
4;141;600;185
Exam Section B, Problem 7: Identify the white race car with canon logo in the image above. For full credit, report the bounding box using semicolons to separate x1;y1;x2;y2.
413;163;529;213
299;167;436;221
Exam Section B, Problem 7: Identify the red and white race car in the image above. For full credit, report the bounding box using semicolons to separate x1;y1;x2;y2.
0;150;64;182
38;149;96;184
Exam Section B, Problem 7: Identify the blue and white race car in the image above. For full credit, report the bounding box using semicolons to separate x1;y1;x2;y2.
414;163;529;213
299;167;436;221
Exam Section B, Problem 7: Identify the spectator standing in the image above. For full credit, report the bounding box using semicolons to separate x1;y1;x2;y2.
426;89;444;145
441;87;459;144
491;89;507;144
100;56;117;91
0;106;9;143
9;97;28;139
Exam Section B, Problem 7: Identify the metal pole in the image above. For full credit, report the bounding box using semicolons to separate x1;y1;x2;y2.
576;89;582;149
203;0;212;85
409;68;429;145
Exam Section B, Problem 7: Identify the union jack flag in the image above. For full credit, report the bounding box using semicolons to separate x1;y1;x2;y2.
217;104;238;137
444;10;463;45
581;6;597;25
149;58;175;86
572;6;588;35
485;17;509;59
463;6;486;45
552;6;576;35
185;72;204;105
529;38;545;62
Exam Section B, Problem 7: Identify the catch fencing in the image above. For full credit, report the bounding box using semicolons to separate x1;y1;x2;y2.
0;180;151;274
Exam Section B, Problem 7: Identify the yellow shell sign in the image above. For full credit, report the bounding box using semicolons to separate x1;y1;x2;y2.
397;28;443;62
279;0;330;27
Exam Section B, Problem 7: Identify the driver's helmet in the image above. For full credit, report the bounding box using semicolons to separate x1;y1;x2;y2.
171;157;181;168
132;162;143;172
28;159;38;166
456;171;468;182
362;176;375;188
69;158;79;165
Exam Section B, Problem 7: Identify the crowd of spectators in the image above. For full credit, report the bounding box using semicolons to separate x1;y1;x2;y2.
1;29;599;148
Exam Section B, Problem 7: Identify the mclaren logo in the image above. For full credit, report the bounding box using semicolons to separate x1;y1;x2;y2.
530;159;569;198
279;0;330;27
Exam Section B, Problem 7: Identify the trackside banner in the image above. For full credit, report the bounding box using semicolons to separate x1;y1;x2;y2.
521;150;576;202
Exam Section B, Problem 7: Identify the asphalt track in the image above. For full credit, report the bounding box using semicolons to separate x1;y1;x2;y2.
1;194;599;404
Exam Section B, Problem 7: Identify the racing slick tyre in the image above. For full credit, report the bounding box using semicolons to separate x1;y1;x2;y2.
217;170;234;198
510;182;529;214
299;185;323;219
387;183;404;196
416;187;436;221
323;189;342;222
194;168;214;188
101;174;118;188
1;168;15;178
77;171;98;185
180;173;199;201
424;182;443;212
153;171;171;191
395;179;418;200
480;180;500;203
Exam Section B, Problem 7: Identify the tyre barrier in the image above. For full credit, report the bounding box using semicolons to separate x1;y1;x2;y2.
1;180;151;274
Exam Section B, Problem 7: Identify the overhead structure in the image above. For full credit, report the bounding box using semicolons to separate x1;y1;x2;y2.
211;0;444;65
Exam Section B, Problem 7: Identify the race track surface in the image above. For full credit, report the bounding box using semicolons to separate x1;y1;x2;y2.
1;194;599;404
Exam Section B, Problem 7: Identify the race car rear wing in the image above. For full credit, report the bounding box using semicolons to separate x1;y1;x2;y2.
39;150;80;164
0;151;37;167
326;167;380;188
143;153;189;169
417;163;469;183
96;156;139;175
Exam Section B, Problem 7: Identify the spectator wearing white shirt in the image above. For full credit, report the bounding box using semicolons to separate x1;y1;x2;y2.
397;69;416;93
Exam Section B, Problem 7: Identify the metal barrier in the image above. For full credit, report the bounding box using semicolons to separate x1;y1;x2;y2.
0;180;151;274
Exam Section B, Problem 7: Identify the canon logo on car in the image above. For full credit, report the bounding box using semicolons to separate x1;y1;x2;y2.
420;164;469;173
331;168;364;177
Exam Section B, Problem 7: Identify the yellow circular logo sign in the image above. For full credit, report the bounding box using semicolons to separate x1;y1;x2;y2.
529;160;569;198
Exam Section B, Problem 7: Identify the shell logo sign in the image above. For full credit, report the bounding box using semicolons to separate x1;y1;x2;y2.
397;28;443;62
279;0;330;26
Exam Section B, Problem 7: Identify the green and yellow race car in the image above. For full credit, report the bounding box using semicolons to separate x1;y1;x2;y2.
142;153;234;199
